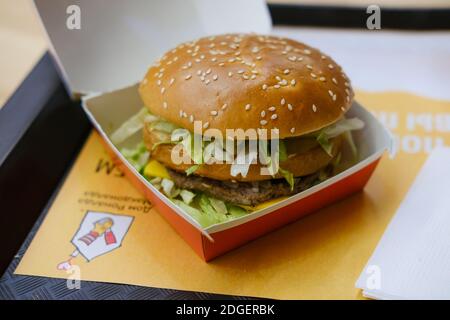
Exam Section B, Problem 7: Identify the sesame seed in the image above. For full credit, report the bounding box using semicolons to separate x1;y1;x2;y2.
287;104;293;111
312;104;318;112
262;84;268;90
304;49;311;55
203;122;210;129
187;62;192;67
206;68;211;75
200;54;205;59
274;84;281;89
228;58;236;63
210;110;218;116
179;110;183;117
256;56;262;60
200;76;205;82
288;56;297;62
341;107;346;112
319;77;326;82
346;96;350;102
222;104;228;110
219;62;225;67
271;114;278;120
157;73;163;78
251;70;258;74
321;55;326;60
250;74;256;80
333;94;337;101
260;120;268;126
211;57;217;62
213;74;218;81
345;82;350;87
261;111;266;118
245;104;251;111
290;127;296;134
281;98;286;105
195;58;201;63
283;69;290;75
189;115;194;123
306;65;313;70
205;79;211;85
310;73;317;79
142;78;148;85
328;90;334;97
157;79;162;86
228;72;233;77
161;87;166;94
163;102;168;109
332;78;338;85
297;57;304;62
183;112;187;118
169;78;175;86
269;106;276;112
197;70;202;75
251;47;260;53
185;74;192;80
280;79;288;86
238;69;244;74
328;64;334;69
276;76;281;81
243;75;249;80
235;51;241;56
281;51;287;55
291;79;296;86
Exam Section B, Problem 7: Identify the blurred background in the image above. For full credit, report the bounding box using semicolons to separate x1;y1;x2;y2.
0;0;449;107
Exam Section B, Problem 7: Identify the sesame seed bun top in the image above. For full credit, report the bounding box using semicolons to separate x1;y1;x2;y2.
139;33;354;139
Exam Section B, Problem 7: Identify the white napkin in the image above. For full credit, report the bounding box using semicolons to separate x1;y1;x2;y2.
356;147;450;300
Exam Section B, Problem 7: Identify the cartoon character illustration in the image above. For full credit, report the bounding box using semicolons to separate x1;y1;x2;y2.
57;211;134;270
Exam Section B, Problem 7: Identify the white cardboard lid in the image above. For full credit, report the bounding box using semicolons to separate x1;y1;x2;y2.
33;0;271;96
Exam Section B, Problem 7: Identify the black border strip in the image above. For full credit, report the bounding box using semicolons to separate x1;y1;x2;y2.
0;53;91;274
268;4;450;30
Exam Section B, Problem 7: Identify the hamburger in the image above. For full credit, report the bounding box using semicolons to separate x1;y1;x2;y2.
113;34;364;227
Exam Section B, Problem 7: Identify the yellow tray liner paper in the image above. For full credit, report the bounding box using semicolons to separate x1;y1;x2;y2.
15;91;450;299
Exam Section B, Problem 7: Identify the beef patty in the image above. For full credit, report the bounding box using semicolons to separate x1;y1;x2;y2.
168;168;326;206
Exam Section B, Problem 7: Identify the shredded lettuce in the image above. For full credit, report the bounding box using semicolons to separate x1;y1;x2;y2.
161;178;175;197
279;140;288;162
230;141;258;178
171;129;203;165
314;117;364;157
185;164;200;176
180;189;196;205
343;131;358;159
322;118;364;138
172;199;216;228
209;198;228;215
111;108;155;145
279;167;295;191
120;142;149;173
317;132;335;157
226;204;248;218
148;120;179;133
